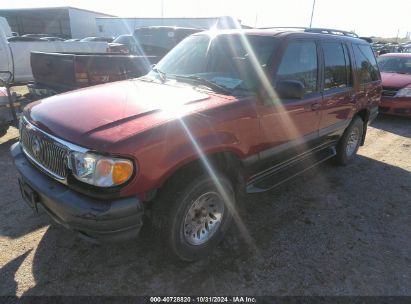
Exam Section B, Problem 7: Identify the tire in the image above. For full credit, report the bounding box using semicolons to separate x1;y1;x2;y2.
153;173;235;261
335;116;364;165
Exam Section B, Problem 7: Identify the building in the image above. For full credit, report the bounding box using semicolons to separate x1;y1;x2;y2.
96;16;249;38
0;7;115;39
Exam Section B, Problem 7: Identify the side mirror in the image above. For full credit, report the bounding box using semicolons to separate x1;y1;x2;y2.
276;80;305;100
0;71;13;87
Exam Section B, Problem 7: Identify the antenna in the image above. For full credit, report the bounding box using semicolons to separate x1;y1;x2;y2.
309;0;316;28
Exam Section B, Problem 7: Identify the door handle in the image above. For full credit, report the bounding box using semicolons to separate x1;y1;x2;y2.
311;102;321;111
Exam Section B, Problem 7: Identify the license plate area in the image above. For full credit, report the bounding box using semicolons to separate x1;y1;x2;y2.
18;179;39;212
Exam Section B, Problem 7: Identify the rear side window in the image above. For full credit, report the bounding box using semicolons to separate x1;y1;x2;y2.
276;41;318;95
353;44;379;83
322;42;351;90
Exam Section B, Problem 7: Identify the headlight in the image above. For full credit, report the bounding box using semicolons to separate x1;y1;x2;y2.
396;87;411;97
68;152;134;187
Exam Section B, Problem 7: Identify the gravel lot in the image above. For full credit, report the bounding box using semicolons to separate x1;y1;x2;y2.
0;115;410;296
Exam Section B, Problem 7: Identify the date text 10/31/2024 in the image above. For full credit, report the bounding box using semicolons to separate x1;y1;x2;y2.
149;297;257;303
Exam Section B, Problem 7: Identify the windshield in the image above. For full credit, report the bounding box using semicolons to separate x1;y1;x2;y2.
151;34;279;93
377;56;411;75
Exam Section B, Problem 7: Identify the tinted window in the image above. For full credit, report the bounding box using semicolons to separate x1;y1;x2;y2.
323;42;351;90
276;41;318;95
353;44;379;83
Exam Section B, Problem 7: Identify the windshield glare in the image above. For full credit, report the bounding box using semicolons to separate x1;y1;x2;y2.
377;56;411;75
152;34;279;93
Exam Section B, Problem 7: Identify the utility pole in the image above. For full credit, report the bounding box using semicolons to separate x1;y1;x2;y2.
309;0;316;28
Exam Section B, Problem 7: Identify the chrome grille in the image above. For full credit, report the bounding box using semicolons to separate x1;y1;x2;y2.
20;119;69;180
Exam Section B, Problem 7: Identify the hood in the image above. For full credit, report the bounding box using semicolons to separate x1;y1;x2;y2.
381;72;411;89
26;79;231;150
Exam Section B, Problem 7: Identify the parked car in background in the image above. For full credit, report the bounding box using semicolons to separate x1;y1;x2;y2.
377;53;411;116
12;28;381;261
106;42;129;53
65;38;81;42
29;51;152;96
132;26;202;57
22;33;53;38
111;34;137;52
28;26;202;96
112;26;203;56
80;36;114;43
7;36;43;42
40;37;66;42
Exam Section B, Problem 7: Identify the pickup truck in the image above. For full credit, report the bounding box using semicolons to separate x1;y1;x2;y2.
28;26;202;95
29;52;153;95
11;28;381;261
0;17;109;84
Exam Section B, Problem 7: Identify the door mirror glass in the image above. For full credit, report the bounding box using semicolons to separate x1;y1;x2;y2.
276;80;305;99
0;71;12;86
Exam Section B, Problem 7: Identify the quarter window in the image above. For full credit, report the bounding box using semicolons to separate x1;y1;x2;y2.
353;44;379;83
276;41;318;96
322;42;351;90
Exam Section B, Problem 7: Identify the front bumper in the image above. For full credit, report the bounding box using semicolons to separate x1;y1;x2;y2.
10;142;144;242
379;97;411;117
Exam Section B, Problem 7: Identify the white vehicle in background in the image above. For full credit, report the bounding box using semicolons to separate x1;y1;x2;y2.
0;17;109;84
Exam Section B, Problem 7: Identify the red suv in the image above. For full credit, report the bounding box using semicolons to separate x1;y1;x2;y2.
11;29;381;261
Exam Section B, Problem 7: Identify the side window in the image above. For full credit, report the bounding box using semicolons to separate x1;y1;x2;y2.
322;42;351;90
353;44;379;84
276;41;318;96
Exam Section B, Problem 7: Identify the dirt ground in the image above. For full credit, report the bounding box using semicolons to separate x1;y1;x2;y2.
0;115;410;296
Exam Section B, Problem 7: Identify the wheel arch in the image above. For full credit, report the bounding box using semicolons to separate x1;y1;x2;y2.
354;108;370;145
157;150;244;198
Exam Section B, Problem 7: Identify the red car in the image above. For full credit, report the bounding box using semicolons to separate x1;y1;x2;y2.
378;53;411;116
11;29;381;261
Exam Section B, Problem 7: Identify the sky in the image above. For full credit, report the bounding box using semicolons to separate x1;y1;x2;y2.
2;0;411;38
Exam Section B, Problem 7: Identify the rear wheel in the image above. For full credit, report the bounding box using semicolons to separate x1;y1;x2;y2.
153;173;235;261
335;116;364;165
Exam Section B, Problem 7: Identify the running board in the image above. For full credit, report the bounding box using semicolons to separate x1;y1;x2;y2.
246;146;336;193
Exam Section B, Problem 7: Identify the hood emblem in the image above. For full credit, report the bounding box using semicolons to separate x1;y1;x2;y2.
32;138;41;158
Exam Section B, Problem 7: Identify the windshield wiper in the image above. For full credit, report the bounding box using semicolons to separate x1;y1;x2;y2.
173;75;232;95
151;66;167;83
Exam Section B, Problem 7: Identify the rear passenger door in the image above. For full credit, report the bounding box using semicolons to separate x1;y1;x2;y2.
319;41;355;136
351;43;381;114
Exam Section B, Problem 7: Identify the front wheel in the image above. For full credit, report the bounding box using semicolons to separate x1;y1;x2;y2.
335;116;364;165
154;173;235;261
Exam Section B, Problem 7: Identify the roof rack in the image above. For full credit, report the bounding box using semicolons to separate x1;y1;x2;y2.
258;27;359;38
